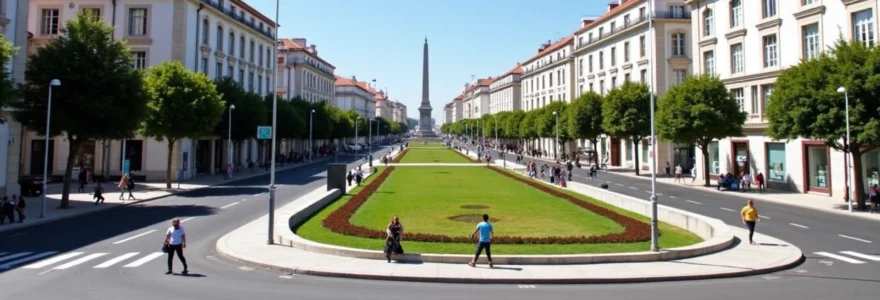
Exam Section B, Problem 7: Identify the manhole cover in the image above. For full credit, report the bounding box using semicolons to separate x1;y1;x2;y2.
448;214;500;223
460;205;490;209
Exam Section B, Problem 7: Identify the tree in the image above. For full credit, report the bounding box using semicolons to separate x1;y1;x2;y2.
141;61;225;188
310;102;334;140
543;101;570;157
0;35;19;116
767;39;880;209
657;73;746;186
505;110;525;146
568;92;604;163
13;14;148;208
326;105;351;141
519;112;537;150
602;81;652;175
214;78;267;144
264;95;305;141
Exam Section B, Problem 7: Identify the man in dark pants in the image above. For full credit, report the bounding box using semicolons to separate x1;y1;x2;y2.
164;218;188;274
468;214;494;268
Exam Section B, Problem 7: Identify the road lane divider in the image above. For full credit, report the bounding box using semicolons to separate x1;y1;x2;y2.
221;202;241;209
789;223;809;229
814;251;865;264
840;251;880;261
838;234;872;243
720;207;736;212
112;229;157;245
686;200;702;205
94;252;140;268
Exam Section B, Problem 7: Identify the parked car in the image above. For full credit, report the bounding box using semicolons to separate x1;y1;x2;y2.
19;176;44;197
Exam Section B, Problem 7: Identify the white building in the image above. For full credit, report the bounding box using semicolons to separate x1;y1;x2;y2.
334;75;375;118
489;64;523;113
24;0;276;182
443;102;453;124
452;95;463;122
277;38;335;103
375;91;392;120
391;101;407;123
687;0;880;198
461;78;492;119
521;36;575;112
573;0;692;172
1;0;29;196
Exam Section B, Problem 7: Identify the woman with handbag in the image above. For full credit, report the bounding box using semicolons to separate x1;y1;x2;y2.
384;216;404;262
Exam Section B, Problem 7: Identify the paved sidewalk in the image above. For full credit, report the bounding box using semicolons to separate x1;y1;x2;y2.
0;158;330;233
217;185;804;283
505;151;880;222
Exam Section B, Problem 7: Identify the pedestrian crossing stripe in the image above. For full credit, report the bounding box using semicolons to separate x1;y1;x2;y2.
839;251;880;262
0;251;164;270
814;251;867;264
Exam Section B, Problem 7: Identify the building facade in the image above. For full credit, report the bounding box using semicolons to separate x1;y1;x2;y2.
391;101;407;123
1;0;30;196
687;0;880;198
24;0;276;182
489;64;523;113
452;96;463;122
443;102;452;124
277;38;335;103
334;75;375;118
573;0;692;172
521;36;575;112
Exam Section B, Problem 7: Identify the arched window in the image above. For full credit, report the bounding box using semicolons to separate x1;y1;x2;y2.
216;25;223;51
201;19;209;45
703;9;713;36
229;32;235;56
671;33;686;56
239;36;245;59
249;40;255;63
258;44;264;67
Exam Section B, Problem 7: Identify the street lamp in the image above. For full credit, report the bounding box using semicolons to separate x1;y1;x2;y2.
227;104;235;178
267;0;280;245
355;116;360;161
309;109;315;162
838;86;853;213
368;117;374;167
40;79;60;219
553;111;559;160
648;0;659;252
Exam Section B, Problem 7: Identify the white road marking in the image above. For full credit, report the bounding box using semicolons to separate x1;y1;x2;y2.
242;198;248;202
94;252;140;268
838;234;873;244
686;200;702;205
22;252;84;269
759;215;770;219
112;229;157;245
789;223;809;229
37;269;56;275
123;252;164;268
720;207;736;212
0;252;6;257
615;183;624;186
840;251;880;261
814;252;865;264
645;191;652;194
252;193;262;196
629;186;638;190
53;253;108;269
668;196;677;199
180;217;195;223
221;202;240;209
0;252;57;269
657;193;664;196
0;252;33;263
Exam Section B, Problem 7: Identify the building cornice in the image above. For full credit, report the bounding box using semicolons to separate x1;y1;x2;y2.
794;5;826;20
699;37;718;47
489;81;521;93
521;57;573;78
724;28;747;40
720;69;784;85
755;18;783;31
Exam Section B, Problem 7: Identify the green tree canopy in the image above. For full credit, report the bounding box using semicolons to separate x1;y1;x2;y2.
326;105;351;140
504;111;524;140
310;102;334;140
0;35;19;118
263;95;305;140
13;14;148;207
602;81;653;175
657;73;746;186
567;92;604;161
214;77;267;142
141;61;225;188
767;39;880;208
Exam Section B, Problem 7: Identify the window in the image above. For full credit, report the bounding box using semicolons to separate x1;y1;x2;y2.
732;88;745;112
589;83;594;92
217;26;224;51
128;8;148;36
853;9;875;46
266;48;272;69
549;73;554;87
599;51;604;69
82;7;101;21
639;7;646;20
803;24;820;59
806;145;829;189
763;35;778;67
228;66;234;78
216;62;223;80
625;73;631;82
704;51;715;75
201;58;208;74
639;35;646;57
624;42;630;62
561;69;565;84
703;9;714;36
229;33;235;56
640;69;647;83
611;77;617;89
600;80;605;94
762;84;774;116
249;41;255;63
578;58;583;75
239;36;245;59
766;143;786;182
611;47;616;66
762;0;776;19
258;45;264;67
708;141;720;174
239;70;244;84
248;72;254;91
802;0;816;4
673;69;686;85
599;27;604;37
588;55;593;72
258;76;263;95
624;14;630;26
671;33;686;56
730;0;742;28
201;19;209;45
751;86;759;114
132;51;147;70
670;5;686;18
731;43;743;73
41;9;60;35
642;141;649;164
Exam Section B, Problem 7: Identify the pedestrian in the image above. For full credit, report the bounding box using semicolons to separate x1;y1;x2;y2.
13;195;25;223
163;218;189;275
665;162;671;177
346;170;354;187
118;175;129;200
740;200;760;245
384;216;404;262
870;184;879;213
77;168;87;193
674;165;683;183
0;196;14;224
741;172;753;192
355;167;364;186
93;182;105;205
468;214;494;268
691;165;697;184
126;175;137;200
755;172;765;192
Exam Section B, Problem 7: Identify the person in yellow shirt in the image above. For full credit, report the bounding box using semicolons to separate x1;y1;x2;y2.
741;200;760;245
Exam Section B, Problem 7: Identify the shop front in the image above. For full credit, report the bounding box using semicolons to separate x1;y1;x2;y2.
802;141;830;195
765;142;788;189
731;140;750;176
860;149;880;195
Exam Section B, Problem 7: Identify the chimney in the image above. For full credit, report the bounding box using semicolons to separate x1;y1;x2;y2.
351;75;357;82
608;1;619;12
581;17;596;28
309;44;317;55
292;38;307;47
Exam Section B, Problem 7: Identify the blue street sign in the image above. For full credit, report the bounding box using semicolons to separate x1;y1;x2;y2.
123;159;130;174
257;126;272;140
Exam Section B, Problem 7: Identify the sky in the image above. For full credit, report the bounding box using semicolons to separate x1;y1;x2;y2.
247;0;607;123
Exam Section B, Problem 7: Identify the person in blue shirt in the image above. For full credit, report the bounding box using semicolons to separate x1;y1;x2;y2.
468;214;494;268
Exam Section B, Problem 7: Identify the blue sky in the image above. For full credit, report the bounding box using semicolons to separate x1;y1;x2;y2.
248;0;606;122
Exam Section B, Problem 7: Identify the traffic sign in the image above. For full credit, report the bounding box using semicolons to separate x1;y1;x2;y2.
257;126;272;139
122;159;130;174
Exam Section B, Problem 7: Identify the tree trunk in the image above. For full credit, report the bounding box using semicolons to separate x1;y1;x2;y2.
851;146;867;210
59;137;82;209
633;138;641;176
590;138;599;164
701;147;711;187
165;138;176;189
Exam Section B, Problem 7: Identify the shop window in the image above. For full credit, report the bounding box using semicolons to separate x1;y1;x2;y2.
806;145;828;190
863;149;880;193
625;139;633;161
708;141;720;174
766;143;786;182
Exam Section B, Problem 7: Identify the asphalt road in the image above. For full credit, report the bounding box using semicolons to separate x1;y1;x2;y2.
0;145;877;300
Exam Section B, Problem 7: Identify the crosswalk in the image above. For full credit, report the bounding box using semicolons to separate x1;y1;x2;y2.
0;251;165;271
814;251;880;264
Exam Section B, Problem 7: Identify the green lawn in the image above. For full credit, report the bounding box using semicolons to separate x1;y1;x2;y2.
407;141;447;148
295;166;703;255
398;148;474;163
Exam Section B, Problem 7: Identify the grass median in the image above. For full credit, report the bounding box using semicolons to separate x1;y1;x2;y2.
396;148;475;163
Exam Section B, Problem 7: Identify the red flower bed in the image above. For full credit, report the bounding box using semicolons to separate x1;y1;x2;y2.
322;166;652;244
390;149;408;163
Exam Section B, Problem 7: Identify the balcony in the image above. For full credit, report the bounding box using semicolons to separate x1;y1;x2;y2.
576;13;649;50
654;10;691;20
201;0;275;40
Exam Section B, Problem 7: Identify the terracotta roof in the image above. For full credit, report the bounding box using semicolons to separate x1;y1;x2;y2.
278;38;336;69
499;64;523;78
478;77;495;86
521;35;574;65
574;0;644;35
335;76;373;95
231;0;276;28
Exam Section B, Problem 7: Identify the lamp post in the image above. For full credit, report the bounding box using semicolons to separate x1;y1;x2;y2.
40;79;61;219
648;0;659;252
267;0;280;245
838;86;853;213
355;116;360;161
553;111;559;160
227;104;235;178
368;118;374;167
309;109;315;162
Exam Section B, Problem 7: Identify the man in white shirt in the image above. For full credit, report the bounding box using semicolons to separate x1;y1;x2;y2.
164;218;188;274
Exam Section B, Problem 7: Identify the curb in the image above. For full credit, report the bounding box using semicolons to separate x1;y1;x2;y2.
0;158;330;234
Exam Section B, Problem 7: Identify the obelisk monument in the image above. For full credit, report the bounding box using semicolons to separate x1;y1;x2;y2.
417;38;436;137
